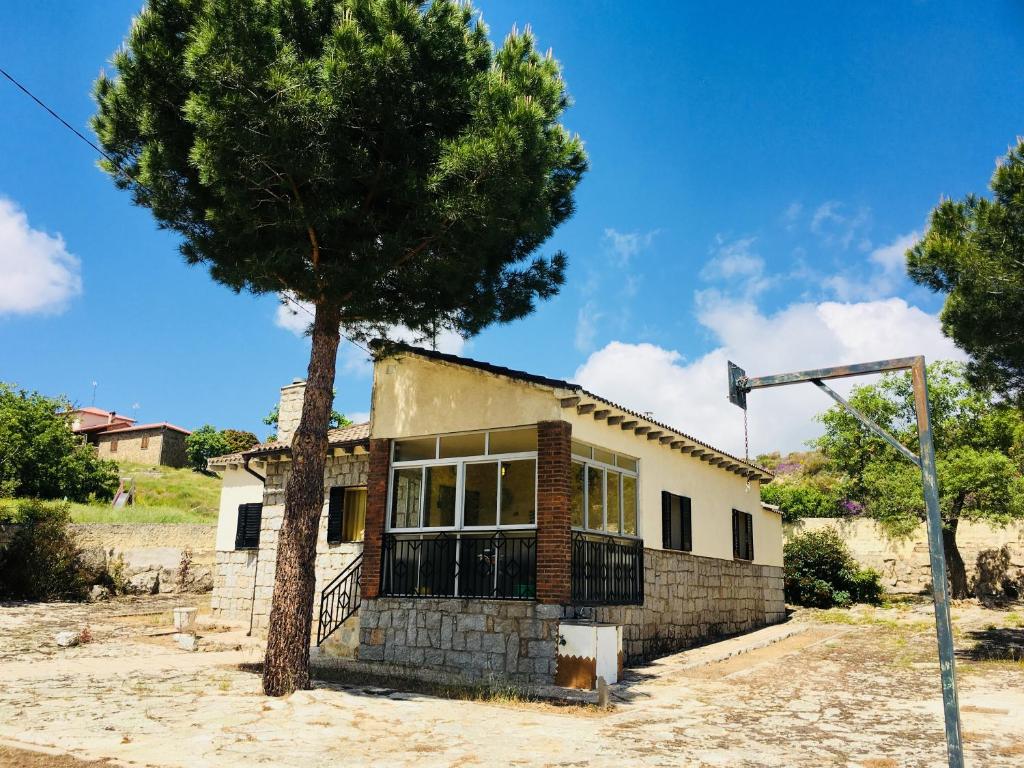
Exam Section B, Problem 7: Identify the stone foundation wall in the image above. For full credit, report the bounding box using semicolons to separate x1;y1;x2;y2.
590;548;785;664
210;452;368;640
784;518;1024;595
358;597;564;686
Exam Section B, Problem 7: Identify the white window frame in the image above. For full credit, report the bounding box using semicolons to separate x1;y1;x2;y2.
571;441;641;539
387;428;539;533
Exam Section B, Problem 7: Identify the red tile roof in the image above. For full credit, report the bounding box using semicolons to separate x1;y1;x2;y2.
99;422;191;436
207;421;370;466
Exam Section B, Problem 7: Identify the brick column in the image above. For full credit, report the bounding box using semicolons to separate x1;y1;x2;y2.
536;420;572;604
360;438;390;599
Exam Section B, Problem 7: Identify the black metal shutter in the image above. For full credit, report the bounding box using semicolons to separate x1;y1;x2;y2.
745;512;754;560
680;496;692;552
732;509;740;559
235;503;262;549
327;487;345;544
661;491;672;549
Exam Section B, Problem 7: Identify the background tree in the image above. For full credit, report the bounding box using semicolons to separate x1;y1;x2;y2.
184;425;260;470
220;429;260;454
0;384;119;502
263;402;350;442
908;140;1024;402
815;361;1024;597
93;0;586;694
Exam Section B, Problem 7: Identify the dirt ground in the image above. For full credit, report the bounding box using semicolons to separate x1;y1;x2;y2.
0;595;1021;767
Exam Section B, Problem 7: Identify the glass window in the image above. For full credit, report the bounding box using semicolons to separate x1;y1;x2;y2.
500;459;536;525
593;447;614;465
342;488;367;542
488;428;537;455
606;470;621;534
571;440;592;459
423;465;457;527
439;432;486;459
571;462;585;528
394;437;435;462
616;455;638;472
623;476;638;535
390;468;422;528
587;466;603;530
463;462;498;526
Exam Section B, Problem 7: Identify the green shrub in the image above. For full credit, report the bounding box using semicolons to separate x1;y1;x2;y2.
0;499;92;601
784;527;883;608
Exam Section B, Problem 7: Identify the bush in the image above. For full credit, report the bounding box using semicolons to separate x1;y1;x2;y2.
184;425;231;471
0;499;92;601
784;527;883;608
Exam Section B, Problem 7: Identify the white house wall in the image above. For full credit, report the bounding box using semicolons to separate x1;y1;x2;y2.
214;466;265;552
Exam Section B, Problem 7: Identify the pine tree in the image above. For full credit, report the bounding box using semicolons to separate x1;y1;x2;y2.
93;0;586;695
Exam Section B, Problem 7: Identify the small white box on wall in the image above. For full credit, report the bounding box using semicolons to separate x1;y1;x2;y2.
554;621;623;689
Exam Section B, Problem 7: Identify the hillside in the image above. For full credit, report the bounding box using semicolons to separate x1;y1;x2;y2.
68;463;222;524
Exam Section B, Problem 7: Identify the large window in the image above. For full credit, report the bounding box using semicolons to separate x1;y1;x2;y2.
327;486;366;544
661;492;692;552
389;428;537;531
732;509;754;561
570;440;639;537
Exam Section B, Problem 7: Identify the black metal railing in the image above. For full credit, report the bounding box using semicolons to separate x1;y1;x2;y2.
316;553;363;646
571;530;644;606
381;531;537;600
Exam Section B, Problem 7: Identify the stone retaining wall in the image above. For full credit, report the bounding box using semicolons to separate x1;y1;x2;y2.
784;518;1024;595
590;548;786;663
359;597;564;686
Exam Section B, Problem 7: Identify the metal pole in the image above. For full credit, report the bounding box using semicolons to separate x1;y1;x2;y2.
912;359;964;768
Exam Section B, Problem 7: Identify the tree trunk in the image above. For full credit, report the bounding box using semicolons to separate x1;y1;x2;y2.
941;517;970;600
262;300;341;696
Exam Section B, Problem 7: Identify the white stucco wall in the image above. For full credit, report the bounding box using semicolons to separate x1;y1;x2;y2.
214;465;266;552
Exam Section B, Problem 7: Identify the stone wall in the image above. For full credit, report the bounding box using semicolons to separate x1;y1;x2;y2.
95;428;170;466
358;597;564;686
158;430;188;468
591;548;785;664
211;452;369;641
784;517;1024;595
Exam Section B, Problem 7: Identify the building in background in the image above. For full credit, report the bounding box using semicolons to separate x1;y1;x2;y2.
71;407;190;468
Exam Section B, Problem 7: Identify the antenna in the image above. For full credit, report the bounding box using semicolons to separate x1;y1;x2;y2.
91;381;98;406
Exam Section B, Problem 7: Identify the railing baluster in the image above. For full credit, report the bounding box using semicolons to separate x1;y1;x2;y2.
569;530;643;606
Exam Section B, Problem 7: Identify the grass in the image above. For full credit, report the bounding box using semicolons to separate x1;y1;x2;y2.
1;462;222;525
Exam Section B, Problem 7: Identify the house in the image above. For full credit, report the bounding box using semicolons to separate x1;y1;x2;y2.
71;407;191;467
209;345;784;688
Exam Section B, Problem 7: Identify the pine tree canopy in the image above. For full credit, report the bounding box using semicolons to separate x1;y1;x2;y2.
92;0;587;338
907;140;1024;402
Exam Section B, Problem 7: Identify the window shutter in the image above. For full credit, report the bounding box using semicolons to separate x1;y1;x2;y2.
327;487;345;544
745;512;754;561
732;510;740;559
235;503;262;549
661;491;672;549
680;496;692;552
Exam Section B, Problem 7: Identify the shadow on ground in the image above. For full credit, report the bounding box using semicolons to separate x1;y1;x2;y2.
958;627;1024;662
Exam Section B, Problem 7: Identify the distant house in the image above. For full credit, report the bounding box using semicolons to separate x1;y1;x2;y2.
71;407;190;468
208;345;784;688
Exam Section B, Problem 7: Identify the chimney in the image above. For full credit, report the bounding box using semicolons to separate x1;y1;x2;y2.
108;410;116;425
276;379;306;445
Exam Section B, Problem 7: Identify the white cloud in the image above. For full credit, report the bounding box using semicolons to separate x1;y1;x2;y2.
603;228;656;267
574;296;965;456
700;236;773;297
0;197;81;315
781;201;802;230
575;301;602;352
823;231;920;301
810;201;871;250
275;292;314;335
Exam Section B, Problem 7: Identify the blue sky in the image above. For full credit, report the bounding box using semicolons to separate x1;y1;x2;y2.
1;1;1022;453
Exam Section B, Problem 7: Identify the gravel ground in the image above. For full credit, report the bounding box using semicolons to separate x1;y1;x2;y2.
0;595;1021;767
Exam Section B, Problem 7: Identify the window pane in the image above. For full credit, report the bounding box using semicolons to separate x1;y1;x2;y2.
423;465;457;527
439;432;486;458
616;455;638;473
571;462;585;528
390;468;422;528
463;463;498;526
500;460;536;525
394;437;435;461
593;447;614;465
606;470;621;533
587;466;603;530
623;476;637;535
571;440;592;459
488;427;537;454
343;488;367;541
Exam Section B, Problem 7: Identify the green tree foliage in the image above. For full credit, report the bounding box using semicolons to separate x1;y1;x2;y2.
0;384;119;502
0;500;92;601
815;361;1024;597
263;403;351;439
184;425;231;470
784;528;883;608
220;429;260;454
93;0;585;695
908;140;1024;402
758;451;851;522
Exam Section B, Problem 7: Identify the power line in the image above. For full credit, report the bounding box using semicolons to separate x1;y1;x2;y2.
0;65;150;194
2;64;373;358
